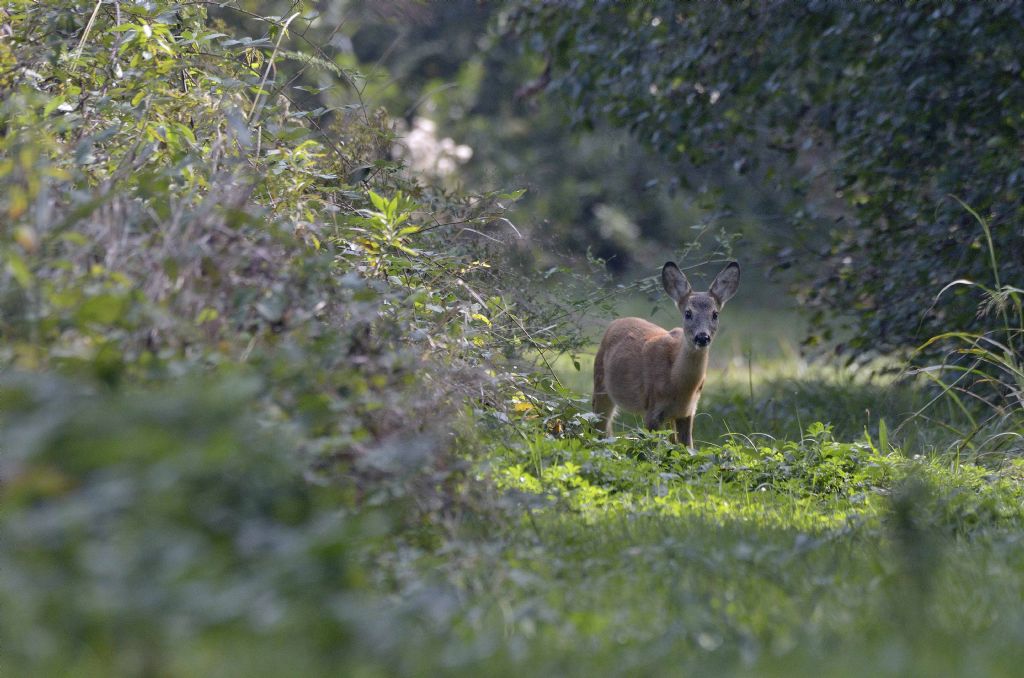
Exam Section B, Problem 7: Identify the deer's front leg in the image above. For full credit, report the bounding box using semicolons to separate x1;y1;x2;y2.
674;415;694;449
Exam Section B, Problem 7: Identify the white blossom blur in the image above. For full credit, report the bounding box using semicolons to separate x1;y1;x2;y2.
394;117;473;179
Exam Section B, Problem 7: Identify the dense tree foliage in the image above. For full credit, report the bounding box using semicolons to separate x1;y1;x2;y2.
506;0;1024;357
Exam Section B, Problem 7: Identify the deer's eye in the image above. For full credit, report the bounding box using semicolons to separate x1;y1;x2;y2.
712;311;719;320
684;310;693;320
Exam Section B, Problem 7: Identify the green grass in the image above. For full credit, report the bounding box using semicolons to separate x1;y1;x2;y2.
333;422;1024;677
393;296;1024;676
363;410;1024;676
394;514;1024;677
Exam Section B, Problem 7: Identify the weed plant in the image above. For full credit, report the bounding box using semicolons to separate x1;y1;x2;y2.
906;200;1024;462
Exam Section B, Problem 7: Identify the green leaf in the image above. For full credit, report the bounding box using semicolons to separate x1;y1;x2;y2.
196;307;220;324
368;190;388;213
498;188;527;202
43;95;66;116
6;252;33;289
76;294;128;326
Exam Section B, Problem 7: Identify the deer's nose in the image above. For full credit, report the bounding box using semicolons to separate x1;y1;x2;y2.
694;332;711;347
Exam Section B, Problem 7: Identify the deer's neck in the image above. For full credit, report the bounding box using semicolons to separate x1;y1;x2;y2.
671;342;709;392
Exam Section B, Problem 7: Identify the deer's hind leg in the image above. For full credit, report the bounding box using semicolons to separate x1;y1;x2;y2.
644;406;667;432
593;392;617;438
592;346;616;437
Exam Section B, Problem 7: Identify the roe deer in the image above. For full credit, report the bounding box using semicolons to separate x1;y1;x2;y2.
592;261;740;448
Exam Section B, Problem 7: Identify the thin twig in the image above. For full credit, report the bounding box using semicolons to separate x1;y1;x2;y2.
71;0;104;72
248;12;300;124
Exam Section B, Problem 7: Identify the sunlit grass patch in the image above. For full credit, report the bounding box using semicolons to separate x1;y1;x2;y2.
484;419;1024;536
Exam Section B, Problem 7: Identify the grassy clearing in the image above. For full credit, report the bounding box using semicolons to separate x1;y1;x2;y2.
386;295;1024;676
346;420;1024;676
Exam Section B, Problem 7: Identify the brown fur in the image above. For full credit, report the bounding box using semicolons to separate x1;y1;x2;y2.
592;261;740;448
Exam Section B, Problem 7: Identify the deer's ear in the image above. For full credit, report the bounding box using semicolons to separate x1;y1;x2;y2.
709;261;740;306
661;262;691;303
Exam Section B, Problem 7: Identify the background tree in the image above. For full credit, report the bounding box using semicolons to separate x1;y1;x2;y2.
504;0;1024;359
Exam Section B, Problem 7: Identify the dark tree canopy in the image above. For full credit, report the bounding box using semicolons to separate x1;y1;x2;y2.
507;0;1024;357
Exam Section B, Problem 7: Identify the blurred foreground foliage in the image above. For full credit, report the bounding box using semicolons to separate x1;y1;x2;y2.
0;0;587;671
